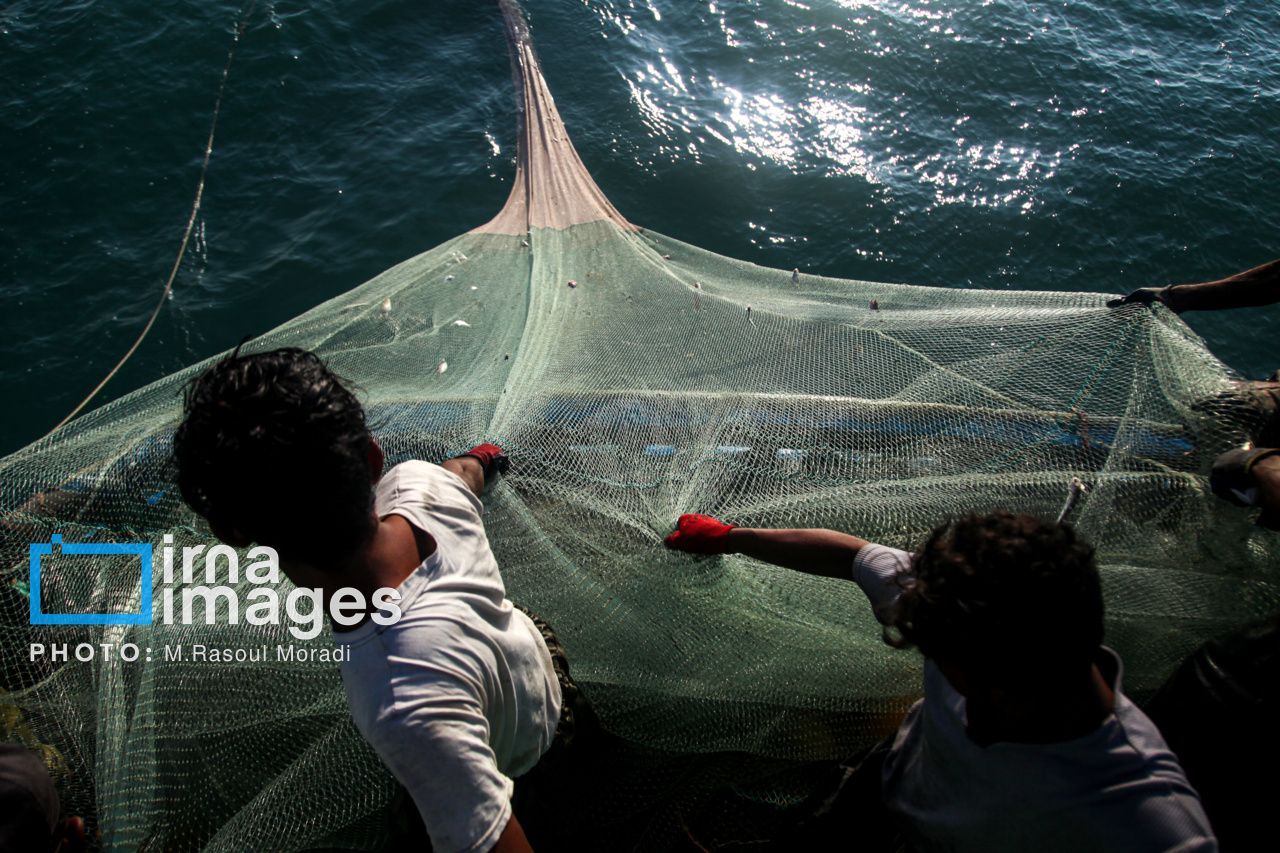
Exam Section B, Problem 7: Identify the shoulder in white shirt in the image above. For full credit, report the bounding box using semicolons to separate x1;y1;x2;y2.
335;461;561;853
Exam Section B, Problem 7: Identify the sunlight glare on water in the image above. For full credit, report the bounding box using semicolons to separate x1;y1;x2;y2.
1;0;1278;455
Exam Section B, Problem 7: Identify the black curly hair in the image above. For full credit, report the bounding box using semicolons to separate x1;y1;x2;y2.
887;511;1103;687
172;347;376;571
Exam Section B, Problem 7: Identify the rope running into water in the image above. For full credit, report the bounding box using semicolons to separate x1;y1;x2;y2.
47;0;260;436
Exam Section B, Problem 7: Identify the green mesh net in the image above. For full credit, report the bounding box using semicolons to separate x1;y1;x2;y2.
3;2;1278;850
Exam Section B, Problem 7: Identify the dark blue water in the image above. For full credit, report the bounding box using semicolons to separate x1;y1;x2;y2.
3;0;1278;457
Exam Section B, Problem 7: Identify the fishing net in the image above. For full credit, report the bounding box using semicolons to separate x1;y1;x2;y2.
3;2;1278;850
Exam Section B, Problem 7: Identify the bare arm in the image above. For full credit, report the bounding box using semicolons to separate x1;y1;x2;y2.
1108;258;1280;312
1163;258;1280;312
724;527;870;580
443;444;508;498
492;813;534;853
665;515;906;619
442;456;486;498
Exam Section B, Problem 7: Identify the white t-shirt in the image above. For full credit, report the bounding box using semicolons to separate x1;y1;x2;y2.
336;461;562;853
851;543;1218;853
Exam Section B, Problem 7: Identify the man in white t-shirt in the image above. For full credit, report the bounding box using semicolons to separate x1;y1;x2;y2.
664;511;1219;852
173;347;568;853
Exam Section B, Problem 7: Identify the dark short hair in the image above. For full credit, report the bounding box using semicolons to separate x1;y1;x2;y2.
172;347;374;570
887;511;1103;686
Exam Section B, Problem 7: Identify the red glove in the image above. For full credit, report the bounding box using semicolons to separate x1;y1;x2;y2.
459;443;510;478
664;514;736;554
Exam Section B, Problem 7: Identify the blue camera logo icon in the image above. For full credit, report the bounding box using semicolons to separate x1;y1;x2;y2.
29;534;153;625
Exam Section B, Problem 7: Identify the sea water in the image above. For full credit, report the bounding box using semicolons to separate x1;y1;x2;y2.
3;0;1278;456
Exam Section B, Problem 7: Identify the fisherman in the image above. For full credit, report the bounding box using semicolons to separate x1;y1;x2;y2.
664;511;1218;852
172;347;584;853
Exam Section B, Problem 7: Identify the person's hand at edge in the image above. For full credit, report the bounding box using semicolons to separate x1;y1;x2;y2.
61;815;89;853
1110;259;1280;313
1107;287;1175;311
664;513;736;554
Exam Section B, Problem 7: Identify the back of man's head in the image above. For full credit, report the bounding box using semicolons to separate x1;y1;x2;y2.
173;348;375;570
888;511;1103;688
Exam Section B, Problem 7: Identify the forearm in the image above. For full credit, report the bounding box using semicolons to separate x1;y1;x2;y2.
725;527;868;579
442;456;486;497
1165;259;1280;312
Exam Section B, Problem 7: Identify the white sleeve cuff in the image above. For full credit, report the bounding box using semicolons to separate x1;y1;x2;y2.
851;543;914;625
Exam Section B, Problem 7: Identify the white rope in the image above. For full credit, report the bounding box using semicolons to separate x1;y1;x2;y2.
48;0;260;436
